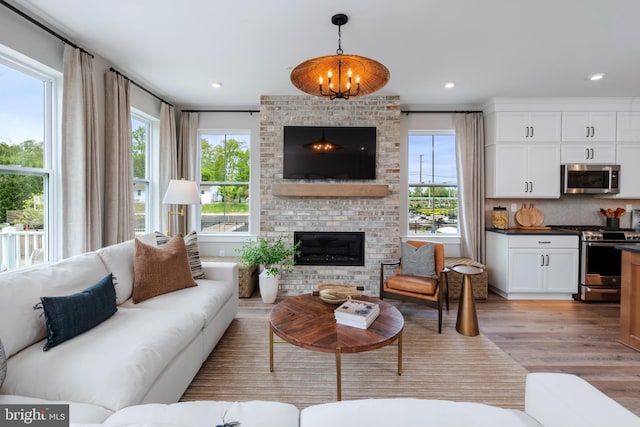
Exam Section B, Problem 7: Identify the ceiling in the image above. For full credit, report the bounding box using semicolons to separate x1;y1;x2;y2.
11;0;640;108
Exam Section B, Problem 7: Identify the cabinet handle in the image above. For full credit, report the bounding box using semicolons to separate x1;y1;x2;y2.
586;126;590;137
590;148;594;159
525;181;528;192
540;255;545;266
538;241;552;244
590;126;595;138
529;181;533;192
545;254;550;266
585;148;589;159
525;126;529;138
530;126;534;138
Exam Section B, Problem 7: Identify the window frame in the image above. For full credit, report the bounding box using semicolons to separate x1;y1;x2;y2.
131;111;153;235
0;53;57;268
406;129;460;237
196;129;251;236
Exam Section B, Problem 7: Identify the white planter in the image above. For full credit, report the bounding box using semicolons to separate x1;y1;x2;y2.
259;270;280;303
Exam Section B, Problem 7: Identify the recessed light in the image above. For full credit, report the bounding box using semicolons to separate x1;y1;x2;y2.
589;73;605;81
211;82;223;88
444;82;455;89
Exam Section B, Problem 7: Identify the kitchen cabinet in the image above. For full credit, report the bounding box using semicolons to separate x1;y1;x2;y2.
492;112;562;142
561;112;616;142
486;231;579;300
617;112;640;141
615;144;640;198
560;143;616;164
485;144;560;198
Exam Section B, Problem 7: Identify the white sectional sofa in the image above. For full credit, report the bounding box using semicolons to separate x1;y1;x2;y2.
67;373;639;427
0;234;238;423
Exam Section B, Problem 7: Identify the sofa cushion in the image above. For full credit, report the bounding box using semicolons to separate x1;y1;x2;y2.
37;274;117;351
120;278;235;328
0;338;6;388
300;398;542;427
96;239;135;304
102;400;300;427
156;230;205;280
0;252;109;358
401;242;438;278
1;306;202;411
133;235;197;303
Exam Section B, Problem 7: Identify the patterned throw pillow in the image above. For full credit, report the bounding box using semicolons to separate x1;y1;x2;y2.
155;231;205;279
133;234;197;303
0;337;6;387
401;242;438;278
36;274;117;351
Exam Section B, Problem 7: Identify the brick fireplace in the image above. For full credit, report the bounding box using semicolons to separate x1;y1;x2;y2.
259;95;401;295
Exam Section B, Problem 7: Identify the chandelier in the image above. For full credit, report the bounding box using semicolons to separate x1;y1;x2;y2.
290;14;390;100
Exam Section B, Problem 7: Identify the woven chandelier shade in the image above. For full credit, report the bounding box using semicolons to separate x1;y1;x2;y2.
290;54;390;98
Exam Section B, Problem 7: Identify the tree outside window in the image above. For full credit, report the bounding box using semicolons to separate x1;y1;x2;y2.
199;132;250;233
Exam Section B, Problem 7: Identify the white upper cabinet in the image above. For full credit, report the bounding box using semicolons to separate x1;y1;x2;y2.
617;112;640;142
561;112;616;142
561;144;616;164
494;112;562;142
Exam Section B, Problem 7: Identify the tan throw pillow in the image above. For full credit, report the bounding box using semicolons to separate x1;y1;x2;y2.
133;234;197;303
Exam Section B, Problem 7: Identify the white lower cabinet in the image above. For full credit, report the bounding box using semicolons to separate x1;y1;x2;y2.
486;231;579;299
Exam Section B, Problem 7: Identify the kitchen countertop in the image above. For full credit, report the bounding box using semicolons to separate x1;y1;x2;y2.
616;245;640;254
486;228;580;236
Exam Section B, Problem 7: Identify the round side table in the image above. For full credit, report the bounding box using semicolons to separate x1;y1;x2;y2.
453;264;483;336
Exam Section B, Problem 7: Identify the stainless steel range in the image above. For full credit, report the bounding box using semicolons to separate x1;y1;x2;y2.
553;226;640;302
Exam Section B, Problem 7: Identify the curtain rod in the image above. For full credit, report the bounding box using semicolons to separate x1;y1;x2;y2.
401;110;483;114
0;0;94;58
181;109;259;114
109;67;173;107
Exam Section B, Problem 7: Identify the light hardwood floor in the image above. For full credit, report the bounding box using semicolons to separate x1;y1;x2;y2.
238;291;640;416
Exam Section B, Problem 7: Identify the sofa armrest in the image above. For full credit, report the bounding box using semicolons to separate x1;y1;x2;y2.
525;373;639;427
201;261;239;289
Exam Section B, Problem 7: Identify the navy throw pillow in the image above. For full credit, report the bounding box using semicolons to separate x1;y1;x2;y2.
37;273;117;351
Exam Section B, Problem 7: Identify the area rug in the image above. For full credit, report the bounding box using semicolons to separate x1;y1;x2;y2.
181;309;528;409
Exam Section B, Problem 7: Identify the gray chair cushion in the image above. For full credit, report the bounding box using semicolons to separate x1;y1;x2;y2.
401;242;438;278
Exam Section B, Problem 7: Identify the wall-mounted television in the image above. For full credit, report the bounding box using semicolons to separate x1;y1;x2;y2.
283;126;376;180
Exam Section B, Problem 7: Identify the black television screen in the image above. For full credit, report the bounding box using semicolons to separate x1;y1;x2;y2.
283;126;376;180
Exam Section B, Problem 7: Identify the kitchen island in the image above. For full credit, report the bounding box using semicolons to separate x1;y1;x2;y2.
618;245;640;352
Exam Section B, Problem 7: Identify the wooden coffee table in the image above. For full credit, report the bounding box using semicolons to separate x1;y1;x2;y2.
269;294;404;400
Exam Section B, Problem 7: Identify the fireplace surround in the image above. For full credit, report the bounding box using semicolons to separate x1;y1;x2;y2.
294;231;365;266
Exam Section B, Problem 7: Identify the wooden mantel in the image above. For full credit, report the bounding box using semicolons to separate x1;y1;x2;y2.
271;183;390;198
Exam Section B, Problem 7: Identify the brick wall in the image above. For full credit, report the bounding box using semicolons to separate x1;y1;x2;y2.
259;95;401;295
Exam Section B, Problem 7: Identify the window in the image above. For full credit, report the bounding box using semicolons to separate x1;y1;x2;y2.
198;131;250;233
132;113;151;234
407;131;458;235
0;57;55;270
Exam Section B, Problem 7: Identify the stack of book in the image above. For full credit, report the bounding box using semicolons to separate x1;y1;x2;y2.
334;298;380;329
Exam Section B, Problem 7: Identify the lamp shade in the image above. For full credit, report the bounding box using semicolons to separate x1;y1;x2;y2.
162;179;200;205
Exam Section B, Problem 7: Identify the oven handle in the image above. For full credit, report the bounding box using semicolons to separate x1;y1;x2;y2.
585;242;634;248
585;287;620;294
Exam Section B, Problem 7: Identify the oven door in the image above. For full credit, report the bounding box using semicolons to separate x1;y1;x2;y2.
582;241;625;286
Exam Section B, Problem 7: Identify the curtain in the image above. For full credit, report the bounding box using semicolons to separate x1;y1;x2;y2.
177;112;199;235
103;70;134;245
455;112;485;263
61;45;101;257
159;103;178;235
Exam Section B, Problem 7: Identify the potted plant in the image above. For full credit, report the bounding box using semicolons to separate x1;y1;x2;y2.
238;235;301;303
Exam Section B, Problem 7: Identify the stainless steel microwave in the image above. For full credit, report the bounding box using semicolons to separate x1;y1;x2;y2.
561;164;620;195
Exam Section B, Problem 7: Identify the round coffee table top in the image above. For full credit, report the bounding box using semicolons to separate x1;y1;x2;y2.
270;294;404;354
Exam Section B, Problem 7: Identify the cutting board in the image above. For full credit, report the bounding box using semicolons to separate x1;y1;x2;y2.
515;203;533;226
529;203;544;226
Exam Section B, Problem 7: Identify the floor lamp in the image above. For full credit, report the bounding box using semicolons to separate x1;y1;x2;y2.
162;179;200;236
